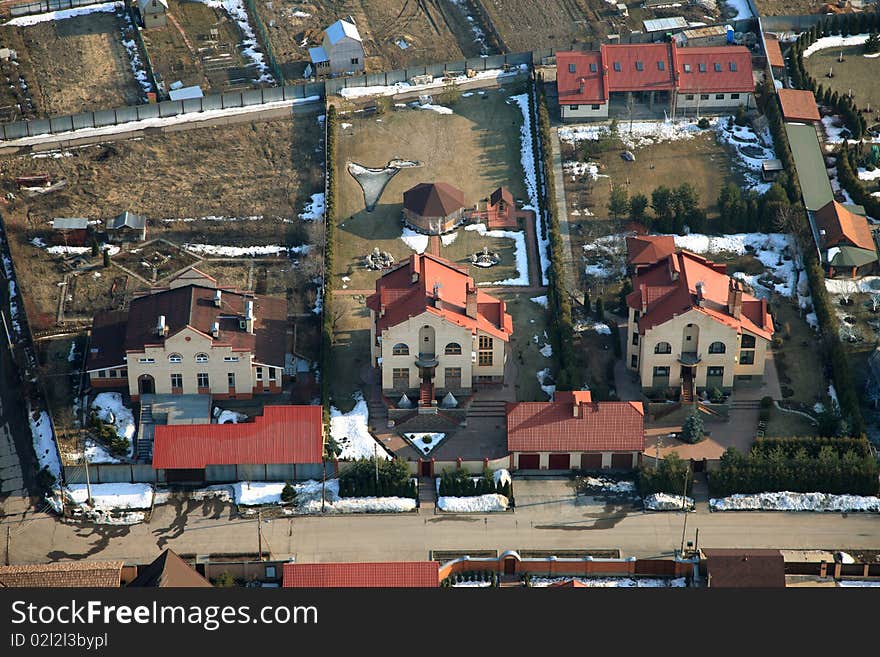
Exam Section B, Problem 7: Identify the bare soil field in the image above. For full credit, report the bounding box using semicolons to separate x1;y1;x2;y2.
480;0;593;53
0;12;142;117
754;0;825;16
63;267;149;320
113;240;200;282
0;116;324;330
334;86;530;290
805;45;880;120
257;0;486;78
143;0;264;94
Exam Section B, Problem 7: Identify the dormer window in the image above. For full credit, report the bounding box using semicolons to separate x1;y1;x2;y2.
613;61;621;72
683;64;691;73
569;63;576;73
698;63;707;72
657;60;665;71
589;62;597;72
729;62;737;71
714;62;722;72
635;61;644;71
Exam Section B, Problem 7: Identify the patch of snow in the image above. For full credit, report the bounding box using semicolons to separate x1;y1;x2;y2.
330;392;387;460
120;12;152;98
530;295;548;308
339;66;526;99
29;405;61;480
81;439;121;464
858;168;880;182
183;243;308;257
822;115;850;144
560;119;713;150
539;343;553;358
464;223;529;285
825;276;880;294
298;192;325;221
91;392;135;457
193;0;275;83
41;244;120;256
574;321;612;335
715;118;777;192
234;478;415;514
644;493;695;511
537;367;555;400
827;383;838;406
564;160;602;181
710;491;880;512
396;38;409;50
440;231;458;246
216;409;247;424
417;103;453;114
4;1;119;26
803;33;871;59
494;468;511;487
66;483;152;509
510;93;549;285
400;226;430;253
722;0;753;19
583;477;637;494
531;576;687;587
438;493;509;512
405;432;445;454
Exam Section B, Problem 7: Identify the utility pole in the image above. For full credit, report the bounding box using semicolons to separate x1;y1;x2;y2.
0;310;11;351
374;442;378;485
5;526;10;566
83;454;92;506
679;463;690;557
257;508;263;561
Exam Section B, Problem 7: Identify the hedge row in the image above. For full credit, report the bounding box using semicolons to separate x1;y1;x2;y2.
338;457;417;498
708;446;879;497
637;452;694;497
534;84;578;390
756;80;865;435
753;436;873;459
837;142;880;219
321;105;338;425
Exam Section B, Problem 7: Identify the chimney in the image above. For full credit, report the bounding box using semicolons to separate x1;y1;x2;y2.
640;283;647;315
433;282;442;310
695;281;705;307
156;315;168;338
211;321;220;339
245;300;254;334
465;282;478;319
572;401;579;418
214;289;222;307
727;279;742;319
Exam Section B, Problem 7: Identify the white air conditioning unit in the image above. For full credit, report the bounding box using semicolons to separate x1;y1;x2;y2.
471;351;477;363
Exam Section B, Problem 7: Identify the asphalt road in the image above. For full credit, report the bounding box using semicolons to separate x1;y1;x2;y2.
3;491;879;565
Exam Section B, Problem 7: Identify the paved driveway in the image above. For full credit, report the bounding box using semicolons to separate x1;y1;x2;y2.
513;477;579;510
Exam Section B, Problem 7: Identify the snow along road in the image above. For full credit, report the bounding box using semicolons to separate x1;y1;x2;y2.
4;493;879;564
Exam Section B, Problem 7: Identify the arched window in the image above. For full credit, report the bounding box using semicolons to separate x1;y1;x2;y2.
168;353;182;363
708;341;726;354
654;341;672;354
195;353;209;363
445;342;462;355
392;343;409;356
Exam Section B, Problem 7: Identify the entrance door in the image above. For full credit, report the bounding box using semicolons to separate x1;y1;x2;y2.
503;557;516;575
138;374;155;395
518;453;540;470
548;453;570;470
420;459;433;477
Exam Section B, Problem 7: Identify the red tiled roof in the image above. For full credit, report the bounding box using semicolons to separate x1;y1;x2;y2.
489;186;513;208
557;43;753;105
366;253;512;341
125;284;287;367
675;47;755;93
506;398;645;453
0;561;123;588
777;88;820;123
627;251;774;341
626;235;676;267
764;33;785;69
815;200;876;253
152;405;322;469
282;562;440;588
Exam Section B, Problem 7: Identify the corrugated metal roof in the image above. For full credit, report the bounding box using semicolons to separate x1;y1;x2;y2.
52;217;89;230
785;122;834;212
152;405;323;469
642;17;688;33
283;562;439;587
325;19;361;44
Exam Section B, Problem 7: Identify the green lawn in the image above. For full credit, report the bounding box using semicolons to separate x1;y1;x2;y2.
770;299;827;404
500;292;554;401
328;295;372;411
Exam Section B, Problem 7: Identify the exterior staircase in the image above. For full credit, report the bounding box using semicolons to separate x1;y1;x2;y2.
465;399;508;418
418;477;435;512
681;369;694;403
418;381;437;414
136;403;154;461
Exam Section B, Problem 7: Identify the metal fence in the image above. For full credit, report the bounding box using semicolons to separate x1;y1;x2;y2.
761;15;826;32
0;83;324;142
8;0;104;17
124;4;160;100
243;0;284;84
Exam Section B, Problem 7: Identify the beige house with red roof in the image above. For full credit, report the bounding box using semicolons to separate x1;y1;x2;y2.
556;42;754;121
507;390;645;471
366;253;512;405
625;250;774;398
86;270;288;401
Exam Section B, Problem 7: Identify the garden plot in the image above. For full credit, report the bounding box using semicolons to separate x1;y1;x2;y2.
498;292;557;401
0;3;146;117
406;433;445;455
333;86;532;290
0;116;323;332
113;240;200;282
710;491;880;512
824;276;880;345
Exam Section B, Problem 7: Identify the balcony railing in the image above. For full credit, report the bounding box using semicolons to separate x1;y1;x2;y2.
415;352;439;368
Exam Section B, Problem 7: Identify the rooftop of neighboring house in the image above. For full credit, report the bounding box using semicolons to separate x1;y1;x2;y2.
777;88;821;123
815;200;877;256
325;18;361;45
86;284;288;373
626;250;774;340
138;0;168;11
52;217;89;230
702;548;786;588
489;186;514;208
556;42;753;105
0;561;123;588
282;561;439;588
106;211;147;231
764;33;785;69
128;549;211;587
506;390;645;453
152;405;323;469
403;182;466;217
626;235;676;268
366;253;513;341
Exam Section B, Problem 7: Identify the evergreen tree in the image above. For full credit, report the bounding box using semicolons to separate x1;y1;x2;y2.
866;32;880;54
584;291;591;316
651;186;675;232
102;249;111;268
681;411;704;444
594;297;605;321
280;482;297;504
629;193;649;224
608;185;629;220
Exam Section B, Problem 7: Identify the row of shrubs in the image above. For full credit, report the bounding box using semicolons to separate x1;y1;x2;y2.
321;106;338;426
441;570;499;587
88;413;129;457
337;457;417;499
438;468;512;498
837;142;880;221
637;453;694;497
707;445;880;498
752;436;873;459
533;84;579;390
756;79;865;435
